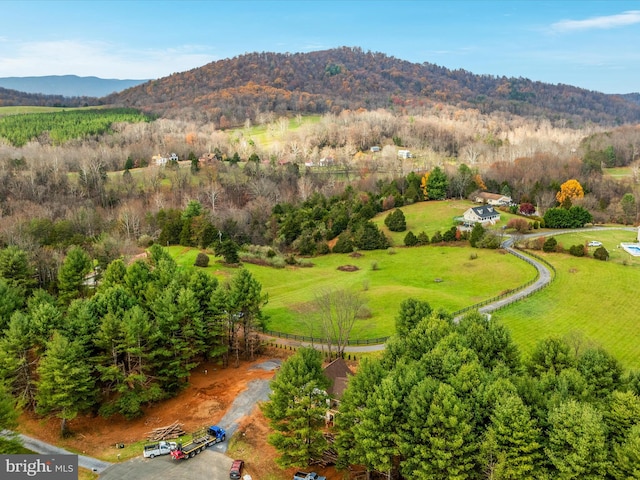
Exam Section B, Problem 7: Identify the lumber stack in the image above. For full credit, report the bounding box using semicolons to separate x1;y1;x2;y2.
146;421;185;440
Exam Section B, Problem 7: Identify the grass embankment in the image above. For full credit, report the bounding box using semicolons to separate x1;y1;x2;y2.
499;227;640;369
170;242;535;341
170;203;640;369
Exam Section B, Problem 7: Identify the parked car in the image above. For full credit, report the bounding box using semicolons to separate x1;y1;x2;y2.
588;241;603;247
230;459;244;480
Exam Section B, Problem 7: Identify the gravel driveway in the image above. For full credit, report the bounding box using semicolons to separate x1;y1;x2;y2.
98;359;280;480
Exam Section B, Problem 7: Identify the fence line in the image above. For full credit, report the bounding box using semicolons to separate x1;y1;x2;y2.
264;246;556;345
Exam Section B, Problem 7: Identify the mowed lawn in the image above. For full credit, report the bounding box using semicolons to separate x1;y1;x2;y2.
497;237;640;370
170;245;536;341
375;200;521;246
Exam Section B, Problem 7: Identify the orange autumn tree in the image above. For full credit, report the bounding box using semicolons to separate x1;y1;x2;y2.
420;172;430;197
474;173;487;191
556;179;584;207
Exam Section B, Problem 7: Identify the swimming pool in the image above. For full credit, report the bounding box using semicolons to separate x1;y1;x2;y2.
621;243;640;257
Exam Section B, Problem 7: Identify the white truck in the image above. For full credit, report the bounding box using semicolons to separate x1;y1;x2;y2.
143;440;177;458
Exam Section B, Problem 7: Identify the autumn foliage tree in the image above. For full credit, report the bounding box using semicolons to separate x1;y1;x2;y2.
556;179;584;207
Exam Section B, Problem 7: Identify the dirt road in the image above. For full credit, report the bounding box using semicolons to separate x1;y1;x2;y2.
98;359;280;480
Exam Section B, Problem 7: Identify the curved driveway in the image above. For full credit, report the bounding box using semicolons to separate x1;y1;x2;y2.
264;226;637;352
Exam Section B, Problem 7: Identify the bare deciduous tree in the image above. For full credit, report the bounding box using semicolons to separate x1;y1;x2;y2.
314;288;365;360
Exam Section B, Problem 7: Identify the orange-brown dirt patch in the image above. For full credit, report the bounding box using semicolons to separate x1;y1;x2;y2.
17;348;345;480
18;356;276;458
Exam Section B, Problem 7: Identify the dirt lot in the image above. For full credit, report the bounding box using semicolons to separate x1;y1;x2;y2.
17;347;342;480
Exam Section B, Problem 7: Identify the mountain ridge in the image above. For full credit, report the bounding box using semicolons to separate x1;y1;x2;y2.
2;47;639;126
0;75;148;98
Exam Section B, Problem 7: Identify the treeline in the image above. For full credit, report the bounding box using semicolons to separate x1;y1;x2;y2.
0;86;99;109
0;108;153;147
103;47;640;127
264;304;640;478
0;244;266;434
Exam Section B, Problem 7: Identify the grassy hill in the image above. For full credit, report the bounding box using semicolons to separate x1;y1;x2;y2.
169;202;640;369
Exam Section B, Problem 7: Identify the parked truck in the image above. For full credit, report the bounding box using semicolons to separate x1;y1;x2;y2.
293;472;327;480
143;440;177;458
170;425;226;460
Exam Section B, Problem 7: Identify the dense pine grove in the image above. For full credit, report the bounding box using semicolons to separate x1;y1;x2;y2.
0;244;265;436
264;305;640;479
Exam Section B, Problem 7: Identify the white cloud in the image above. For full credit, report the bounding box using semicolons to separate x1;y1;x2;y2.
552;10;640;32
0;39;217;79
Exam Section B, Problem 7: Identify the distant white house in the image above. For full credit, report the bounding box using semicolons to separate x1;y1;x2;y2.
474;191;512;206
398;149;412;159
463;205;501;225
152;153;179;167
152;154;168;166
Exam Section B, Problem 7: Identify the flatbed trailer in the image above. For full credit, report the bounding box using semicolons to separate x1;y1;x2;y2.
170;425;226;460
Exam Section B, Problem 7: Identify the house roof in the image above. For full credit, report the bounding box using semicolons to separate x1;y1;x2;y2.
476;192;508;201
470;205;500;219
323;358;354;398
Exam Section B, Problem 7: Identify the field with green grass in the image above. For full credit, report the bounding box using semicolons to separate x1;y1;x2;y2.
168;202;640;370
496;246;640;370
169;244;536;341
603;166;632;179
375;200;521;245
0;106;93;116
229;115;321;150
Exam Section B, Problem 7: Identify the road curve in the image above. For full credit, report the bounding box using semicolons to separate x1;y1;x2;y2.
2;431;113;473
263;226;637;352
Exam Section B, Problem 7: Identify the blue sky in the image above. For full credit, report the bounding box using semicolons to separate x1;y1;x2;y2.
1;1;639;94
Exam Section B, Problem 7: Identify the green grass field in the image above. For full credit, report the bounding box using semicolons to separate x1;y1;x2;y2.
0;105;97;116
375;200;521;245
170;244;536;341
228;115;321;150
495;227;640;369
603;166;632;179
168;203;640;370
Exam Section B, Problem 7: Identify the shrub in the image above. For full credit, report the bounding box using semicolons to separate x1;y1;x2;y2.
137;234;154;248
384;208;407;232
431;231;443;243
569;244;586;257
194;252;210;267
442;226;457;242
332;232;354;253
507;218;530;233
543;237;558;253
417;231;430;245
404;231;418;247
469;223;485;247
477;230;501;249
316;242;330;255
519;202;536;215
285;255;297;265
371;261;379;271
593;246;609;261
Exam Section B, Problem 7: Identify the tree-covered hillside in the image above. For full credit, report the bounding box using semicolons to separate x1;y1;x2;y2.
104;47;640;126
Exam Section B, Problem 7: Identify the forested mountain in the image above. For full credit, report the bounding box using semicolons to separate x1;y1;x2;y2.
0;86;99;108
0;75;148;98
103;47;640;127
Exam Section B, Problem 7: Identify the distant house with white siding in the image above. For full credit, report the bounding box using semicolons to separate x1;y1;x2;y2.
463;205;501;225
473;191;512;206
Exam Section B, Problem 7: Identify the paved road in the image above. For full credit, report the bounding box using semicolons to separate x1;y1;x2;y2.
264;226;638;352
1;431;112;473
99;359;280;480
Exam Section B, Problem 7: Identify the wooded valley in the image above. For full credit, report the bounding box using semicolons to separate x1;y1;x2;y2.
1;46;640;477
